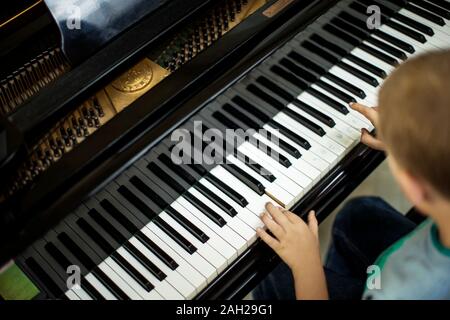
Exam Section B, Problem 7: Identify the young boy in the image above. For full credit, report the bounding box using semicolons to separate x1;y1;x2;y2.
253;50;450;300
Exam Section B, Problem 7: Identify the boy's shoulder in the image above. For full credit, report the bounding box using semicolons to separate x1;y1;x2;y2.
364;220;450;300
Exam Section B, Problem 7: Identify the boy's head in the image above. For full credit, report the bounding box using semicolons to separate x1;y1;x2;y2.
378;50;450;215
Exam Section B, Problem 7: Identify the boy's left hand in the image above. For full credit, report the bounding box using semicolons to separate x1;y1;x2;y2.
257;203;321;272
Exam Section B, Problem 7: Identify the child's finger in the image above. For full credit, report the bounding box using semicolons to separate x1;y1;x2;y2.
361;129;385;151
308;211;319;239
265;202;289;228
257;228;280;250
350;103;377;124
261;212;285;240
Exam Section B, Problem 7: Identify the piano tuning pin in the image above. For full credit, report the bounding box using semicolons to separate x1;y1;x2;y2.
93;97;105;117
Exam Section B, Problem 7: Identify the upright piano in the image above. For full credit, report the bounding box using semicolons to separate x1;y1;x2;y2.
0;0;449;300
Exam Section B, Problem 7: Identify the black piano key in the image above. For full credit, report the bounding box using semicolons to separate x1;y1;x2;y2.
77;218;115;254
80;276;105;300
231;94;310;153
48;243;104;300
118;185;157;220
76;215;151;292
309;87;352;114
154;216;197;254
86;208;162;287
323;23;399;66
182;191;226;227
129;175;168;209
310;33;388;78
88;208;127;243
269;65;309;90
223;163;265;196
222;103;260;129
204;172;248;207
147;161;227;227
286;51;327;74
57;232;129;300
411;0;450;18
135;231;178;270
286;51;366;98
129;175;209;243
337;11;415;54
406;2;446;25
426;0;450;11
25;257;64;298
92;266;130;300
166;206;210;243
247;84;285;110
111;252;155;292
266;118;312;149
279;57;359;101
100;199;139;234
281;106;325;137
223;102;301;159
278;58;318;83
212;111;292;168
291;100;335;128
240;156;276;183
158;153;197;185
266;66;346;114
194;182;238;217
332;17;410;59
359;43;399;67
374;30;416;54
363;0;435;36
231;96;270;123
302;40;380;86
147;162;186;194
123;242;166;282
387;18;427;44
253;76;335;130
190;163;208;176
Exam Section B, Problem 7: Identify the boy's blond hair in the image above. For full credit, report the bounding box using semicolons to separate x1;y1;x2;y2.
379;50;450;198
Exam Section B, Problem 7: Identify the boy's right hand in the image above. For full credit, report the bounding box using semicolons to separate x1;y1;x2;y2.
350;103;385;151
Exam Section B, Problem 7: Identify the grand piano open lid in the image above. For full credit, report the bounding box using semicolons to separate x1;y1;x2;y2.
44;0;169;64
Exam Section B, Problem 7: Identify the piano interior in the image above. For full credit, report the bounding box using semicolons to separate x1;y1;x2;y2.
0;0;448;300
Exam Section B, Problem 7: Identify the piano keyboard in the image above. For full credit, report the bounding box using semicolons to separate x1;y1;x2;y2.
18;0;450;300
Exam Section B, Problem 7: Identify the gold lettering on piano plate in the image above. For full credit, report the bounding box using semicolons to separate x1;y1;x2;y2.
106;59;169;112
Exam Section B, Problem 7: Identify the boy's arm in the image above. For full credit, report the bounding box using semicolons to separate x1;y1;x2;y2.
257;203;329;300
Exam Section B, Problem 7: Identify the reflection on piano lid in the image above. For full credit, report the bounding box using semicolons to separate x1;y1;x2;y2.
1;0;449;300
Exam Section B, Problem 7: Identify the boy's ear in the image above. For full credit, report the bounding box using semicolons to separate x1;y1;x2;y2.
388;157;429;211
400;171;426;206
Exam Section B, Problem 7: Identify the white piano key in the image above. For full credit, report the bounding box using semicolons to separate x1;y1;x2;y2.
399;9;450;38
159;211;228;273
188;187;257;244
262;124;331;173
252;131;322;183
139;228;207;291
351;47;396;74
65;290;81;300
72;287;93;300
176;197;247;255
237;143;307;193
287;99;355;148
128;236;197;299
85;273;117;300
210;165;276;213
169;201;238;262
117;247;182;300
299;85;373;131
275;112;346;157
98;260;142;300
198;178;265;230
146;222;217;283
